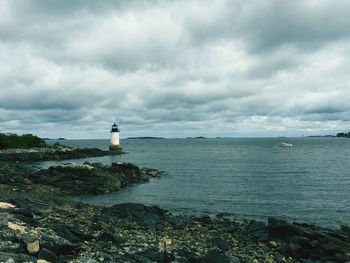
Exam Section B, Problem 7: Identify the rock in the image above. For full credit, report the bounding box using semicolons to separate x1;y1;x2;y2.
34;162;163;195
268;241;278;248
40;231;76;255
0;202;15;209
102;203;168;226
7;221;26;233
281;242;302;258
290;235;311;248
53;224;80;243
54;224;94;243
134;247;171;262
320;242;343;256
208;236;230;251
340;225;350;233
248;220;268;242
0;252;37;262
97;231;123;245
27;240;40;254
38;248;58;263
267;218;300;240
0;241;21;253
0;146;112;162
192;250;241;263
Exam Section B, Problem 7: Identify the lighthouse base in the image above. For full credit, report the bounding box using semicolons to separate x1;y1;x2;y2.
109;144;122;152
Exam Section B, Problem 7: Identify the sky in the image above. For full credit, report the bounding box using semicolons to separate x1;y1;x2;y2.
1;0;350;139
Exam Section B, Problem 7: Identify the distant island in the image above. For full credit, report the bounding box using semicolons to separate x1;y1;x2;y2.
307;135;335;138
126;137;164;139
186;136;207;139
336;132;350;138
304;132;349;138
42;137;67;140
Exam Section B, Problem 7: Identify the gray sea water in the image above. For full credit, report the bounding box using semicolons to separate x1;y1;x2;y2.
38;137;350;228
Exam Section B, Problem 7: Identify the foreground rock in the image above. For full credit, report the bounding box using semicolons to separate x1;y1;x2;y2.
0;184;349;262
0;144;116;162
0;190;300;263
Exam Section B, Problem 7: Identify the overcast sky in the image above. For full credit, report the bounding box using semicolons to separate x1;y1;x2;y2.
1;0;350;138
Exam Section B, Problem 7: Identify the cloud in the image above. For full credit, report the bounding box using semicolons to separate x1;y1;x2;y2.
0;0;350;138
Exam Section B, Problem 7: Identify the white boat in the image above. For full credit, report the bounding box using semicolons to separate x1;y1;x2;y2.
280;141;293;147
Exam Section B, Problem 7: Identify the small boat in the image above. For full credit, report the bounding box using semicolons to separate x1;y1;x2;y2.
280;141;293;147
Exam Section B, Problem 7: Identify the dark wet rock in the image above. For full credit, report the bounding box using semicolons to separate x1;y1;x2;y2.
248;220;268;242
0;173;11;184
0;251;37;262
340;225;350;233
103;203;169;226
191;250;241;263
281;242;303;258
208;236;230;251
320;241;344;256
134;247;174;262
38;248;58;263
268;218;301;240
195;215;212;224
266;218;350;262
97;231;123;245
53;223;93;243
0;240;21;253
40;231;76;255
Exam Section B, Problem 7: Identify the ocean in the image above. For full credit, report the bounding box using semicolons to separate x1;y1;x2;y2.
38;137;350;228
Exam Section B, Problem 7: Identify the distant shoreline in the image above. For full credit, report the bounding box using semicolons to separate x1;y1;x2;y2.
126;136;164;139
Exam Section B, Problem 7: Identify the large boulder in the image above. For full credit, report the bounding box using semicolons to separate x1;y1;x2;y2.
267;218;301;240
100;203;169;226
267;218;350;262
248;220;268;241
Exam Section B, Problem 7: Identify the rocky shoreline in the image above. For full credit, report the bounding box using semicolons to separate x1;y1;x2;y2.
0;150;349;262
0;144;118;162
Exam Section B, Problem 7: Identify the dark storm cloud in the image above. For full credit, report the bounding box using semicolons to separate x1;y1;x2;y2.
1;0;350;138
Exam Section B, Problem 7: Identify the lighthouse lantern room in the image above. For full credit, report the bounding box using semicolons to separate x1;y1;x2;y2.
109;122;122;151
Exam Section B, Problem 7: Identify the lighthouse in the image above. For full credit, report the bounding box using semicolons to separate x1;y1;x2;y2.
109;122;122;151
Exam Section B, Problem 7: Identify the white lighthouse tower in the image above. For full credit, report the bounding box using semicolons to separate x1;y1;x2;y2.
109;122;122;151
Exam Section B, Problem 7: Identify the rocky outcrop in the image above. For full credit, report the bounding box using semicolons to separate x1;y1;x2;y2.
0;161;163;196
31;162;163;195
0;144;116;162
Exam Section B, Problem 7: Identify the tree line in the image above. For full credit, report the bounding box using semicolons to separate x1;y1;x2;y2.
336;132;350;138
0;133;48;149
